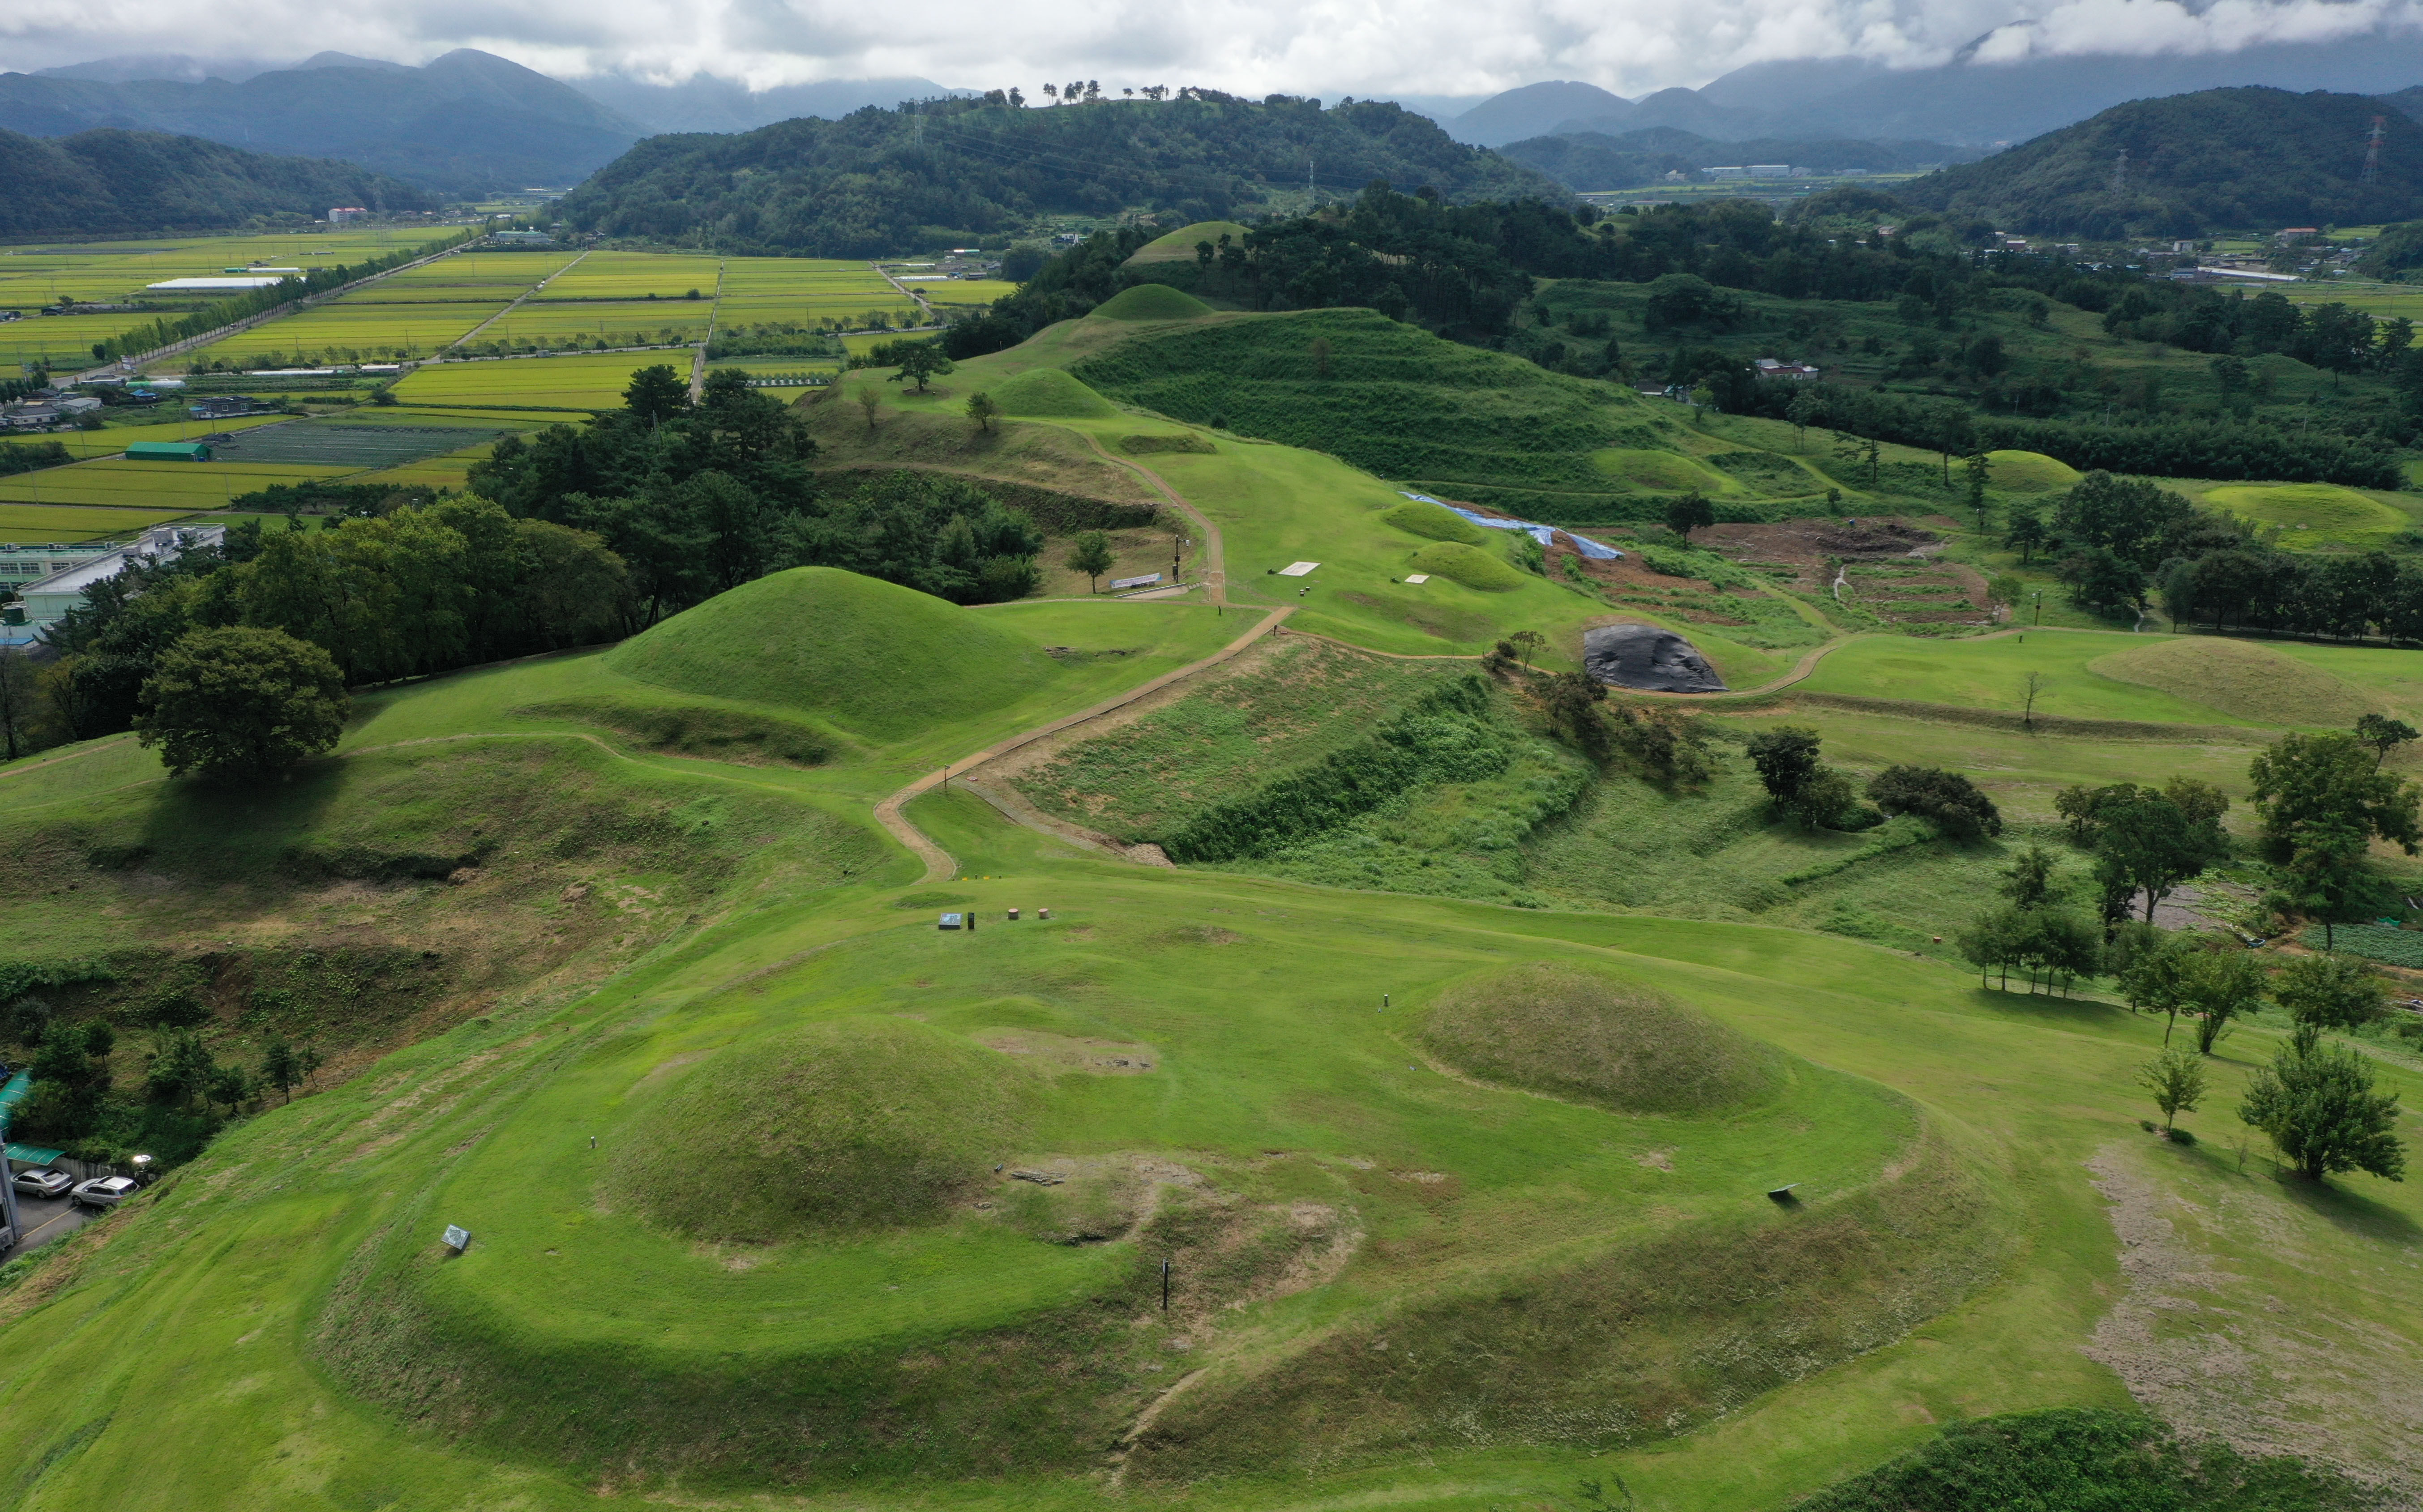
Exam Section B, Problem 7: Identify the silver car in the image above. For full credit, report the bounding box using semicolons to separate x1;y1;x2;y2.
10;1168;72;1200
70;1176;138;1209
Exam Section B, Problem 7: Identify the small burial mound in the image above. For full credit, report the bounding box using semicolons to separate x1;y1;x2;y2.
2089;636;2377;726
1383;498;1487;545
2201;482;2406;542
606;1017;1036;1242
604;566;1060;740
987;365;1122;417
1407;540;1523;590
1422;961;1782;1116
1583;623;1728;692
1123;221;1251;263
1982;449;2081;493
1088;283;1212;321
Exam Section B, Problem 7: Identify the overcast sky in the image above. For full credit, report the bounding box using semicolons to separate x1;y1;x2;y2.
4;0;2414;96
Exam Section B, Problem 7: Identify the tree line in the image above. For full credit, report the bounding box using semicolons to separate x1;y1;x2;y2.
92;228;471;365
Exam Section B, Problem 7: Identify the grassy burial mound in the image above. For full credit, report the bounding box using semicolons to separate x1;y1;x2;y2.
1405;539;1524;590
1086;282;1212;321
2198;482;2410;551
603;566;1062;740
1982;448;2082;494
1423;962;1784;1115
1124;220;1253;263
1383;496;1488;544
2087;636;2379;727
608;1017;1037;1240
985;365;1122;418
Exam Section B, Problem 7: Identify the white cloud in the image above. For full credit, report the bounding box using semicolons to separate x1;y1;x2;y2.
1;0;2415;97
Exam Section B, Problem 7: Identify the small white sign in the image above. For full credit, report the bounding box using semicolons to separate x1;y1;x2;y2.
1403;574;1430;584
1110;572;1163;590
1277;561;1320;577
442;1224;471;1251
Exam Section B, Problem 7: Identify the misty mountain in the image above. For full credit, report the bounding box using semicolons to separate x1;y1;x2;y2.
1501;127;1974;190
1448;26;2423;148
0;126;438;240
1894;86;2423;237
559;94;1565;256
571;73;968;134
0;49;645;194
35;54;283;85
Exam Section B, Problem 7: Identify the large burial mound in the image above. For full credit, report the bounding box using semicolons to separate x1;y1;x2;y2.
1124;220;1252;263
1423;961;1783;1115
606;1017;1036;1241
1583;623;1728;692
985;365;1122;417
2090;636;2379;726
603;566;1061;739
1383;497;1489;545
1087;282;1212;320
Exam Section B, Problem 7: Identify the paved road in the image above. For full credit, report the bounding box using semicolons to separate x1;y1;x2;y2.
6;1192;90;1257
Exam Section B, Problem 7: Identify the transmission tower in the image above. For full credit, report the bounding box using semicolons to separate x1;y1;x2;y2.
2363;115;2386;183
2110;148;2128;193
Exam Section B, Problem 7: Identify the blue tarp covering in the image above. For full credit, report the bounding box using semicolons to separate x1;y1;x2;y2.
1399;494;1625;560
0;1071;28;1115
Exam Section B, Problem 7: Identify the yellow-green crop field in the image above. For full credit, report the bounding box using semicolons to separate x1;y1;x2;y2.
383;251;575;286
921;279;1019;306
479;300;713;342
0;503;196;540
348;439;497;489
0;229;440;309
390;351;679;410
535;252;723;301
716;257;911;327
334;283;533;305
0;313;153;370
2279;282;2423;318
180;300;511;365
0;457;352;507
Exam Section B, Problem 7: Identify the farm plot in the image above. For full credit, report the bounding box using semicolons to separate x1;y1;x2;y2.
383;251;575;286
534;252;722;302
181;299;512;365
391;351;677;410
475;300;713;346
0;313;159;371
716;257;915;328
0;457;353;508
26;415;291;458
920;279;1020;308
0;503;196;540
207;423;503;469
0;229;420;310
347;438;499;489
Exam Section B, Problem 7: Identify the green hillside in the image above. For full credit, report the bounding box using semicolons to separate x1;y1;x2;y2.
1895;86;2423;236
603;566;1063;740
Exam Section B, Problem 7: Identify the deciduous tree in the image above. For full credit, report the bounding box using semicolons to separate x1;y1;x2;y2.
133;627;349;780
2240;1021;2406;1183
2136;1046;2206;1132
1066;530;1114;592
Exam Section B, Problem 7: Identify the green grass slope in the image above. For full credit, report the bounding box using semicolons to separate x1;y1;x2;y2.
1124;221;1252;263
603;566;1062;740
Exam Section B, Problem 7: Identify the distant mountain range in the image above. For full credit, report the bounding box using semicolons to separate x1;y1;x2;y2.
1499;127;1982;191
1;51;644;194
0;126;437;240
2;51;967;194
1438;30;2423;148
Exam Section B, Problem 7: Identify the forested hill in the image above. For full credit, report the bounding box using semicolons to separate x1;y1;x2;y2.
1502;127;1971;191
0;128;438;238
556;93;1566;256
1893;87;2423;237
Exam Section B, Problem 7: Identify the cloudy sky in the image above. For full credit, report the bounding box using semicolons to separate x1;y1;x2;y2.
5;0;2415;95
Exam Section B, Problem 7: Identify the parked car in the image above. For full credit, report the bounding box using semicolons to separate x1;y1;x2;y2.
69;1176;138;1209
10;1168;73;1200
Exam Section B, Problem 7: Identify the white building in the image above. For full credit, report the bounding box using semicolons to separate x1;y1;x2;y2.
0;526;226;646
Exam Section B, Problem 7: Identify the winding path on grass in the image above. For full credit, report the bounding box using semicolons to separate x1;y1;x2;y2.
874;605;1293;882
1066;428;1227;604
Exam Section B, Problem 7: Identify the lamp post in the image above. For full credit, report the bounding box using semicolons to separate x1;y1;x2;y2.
0;1101;20;1253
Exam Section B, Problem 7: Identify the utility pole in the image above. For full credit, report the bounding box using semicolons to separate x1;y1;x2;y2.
2363;115;2387;184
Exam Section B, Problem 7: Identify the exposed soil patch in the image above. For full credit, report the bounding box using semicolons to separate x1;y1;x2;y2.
976;1029;1159;1074
1690;517;1995;626
2084;1145;2423;1499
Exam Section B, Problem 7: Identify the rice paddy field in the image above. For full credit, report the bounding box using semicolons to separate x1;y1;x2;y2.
379;251;578;288
347;438;500;489
533;252;723;302
716;256;917;328
0;502;193;540
178;299;511;366
205;423;503;469
477;300;714;344
389;351;680;410
6;414;287;458
0;456;353;508
921;278;1021;307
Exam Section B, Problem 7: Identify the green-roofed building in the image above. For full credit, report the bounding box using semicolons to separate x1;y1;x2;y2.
124;440;211;461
